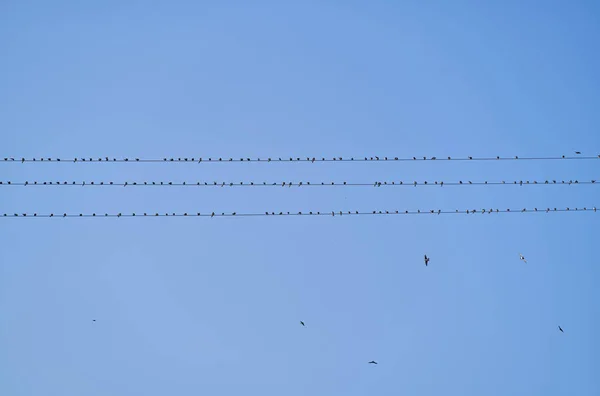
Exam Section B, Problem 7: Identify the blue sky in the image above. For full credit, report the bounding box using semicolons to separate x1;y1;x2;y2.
1;1;599;395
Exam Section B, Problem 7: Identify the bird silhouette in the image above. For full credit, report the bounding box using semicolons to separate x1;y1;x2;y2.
424;255;430;266
368;361;378;364
300;321;305;326
558;326;564;333
92;319;96;322
519;253;527;263
575;151;581;155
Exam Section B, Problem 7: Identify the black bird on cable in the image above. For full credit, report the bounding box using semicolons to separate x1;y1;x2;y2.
424;255;430;266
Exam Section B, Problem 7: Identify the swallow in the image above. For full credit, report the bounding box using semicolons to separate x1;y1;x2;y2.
424;255;430;266
575;151;581;155
300;321;305;326
368;361;378;364
558;326;564;333
519;253;527;263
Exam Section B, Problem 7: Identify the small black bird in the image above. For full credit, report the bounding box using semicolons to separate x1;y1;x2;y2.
368;361;378;364
300;321;305;327
575;151;581;155
558;326;564;333
424;255;430;266
92;319;96;322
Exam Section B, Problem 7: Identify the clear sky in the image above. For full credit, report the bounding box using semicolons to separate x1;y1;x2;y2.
1;1;599;395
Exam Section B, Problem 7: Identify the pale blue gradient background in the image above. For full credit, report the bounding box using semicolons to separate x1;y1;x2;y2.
1;2;599;395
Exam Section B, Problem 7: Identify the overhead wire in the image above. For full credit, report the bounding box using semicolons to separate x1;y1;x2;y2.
2;154;599;163
1;206;597;218
1;179;598;187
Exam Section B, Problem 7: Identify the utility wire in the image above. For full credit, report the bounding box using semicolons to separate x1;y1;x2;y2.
2;154;599;163
2;206;597;218
1;179;597;187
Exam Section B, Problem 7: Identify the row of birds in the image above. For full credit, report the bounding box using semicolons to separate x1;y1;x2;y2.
3;207;596;218
1;151;594;163
300;253;566;366
1;179;597;186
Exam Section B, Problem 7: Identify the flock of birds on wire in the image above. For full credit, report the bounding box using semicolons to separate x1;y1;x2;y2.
2;206;597;218
0;179;598;187
1;151;598;163
2;151;597;220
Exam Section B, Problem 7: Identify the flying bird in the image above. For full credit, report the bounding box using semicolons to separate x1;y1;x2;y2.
424;255;430;266
519;253;527;263
300;321;305;326
368;361;378;364
558;326;564;333
575;151;581;155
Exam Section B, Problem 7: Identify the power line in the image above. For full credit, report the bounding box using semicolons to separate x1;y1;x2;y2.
2;206;597;218
1;179;597;187
2;154;599;163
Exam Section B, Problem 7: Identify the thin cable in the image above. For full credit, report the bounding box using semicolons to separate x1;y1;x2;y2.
1;179;597;187
2;206;597;218
2;154;599;163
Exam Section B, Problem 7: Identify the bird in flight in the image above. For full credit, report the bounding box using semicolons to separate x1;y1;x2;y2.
368;361;378;364
519;254;527;263
558;326;564;333
575;151;581;155
300;321;305;327
424;255;430;266
92;319;96;322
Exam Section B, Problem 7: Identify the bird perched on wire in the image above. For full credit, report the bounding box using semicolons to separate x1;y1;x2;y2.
519;253;527;263
368;361;378;365
424;255;430;266
558;326;564;333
